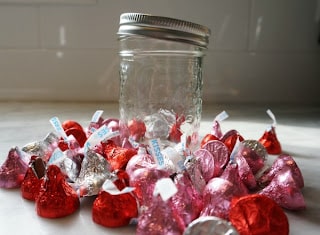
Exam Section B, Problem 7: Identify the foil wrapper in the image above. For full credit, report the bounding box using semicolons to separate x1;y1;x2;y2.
202;140;229;177
200;178;234;220
126;147;155;176
0;146;29;188
36;165;80;218
92;189;138;227
127;119;146;142
136;195;184;235
259;126;282;154
21;157;45;201
240;140;267;174
221;163;249;196
193;149;215;182
259;169;306;210
22;132;59;162
235;154;257;190
102;141;137;171
76;150;111;197
258;154;304;189
221;130;244;154
229;194;289;235
144;113;169;139
183;216;239;235
129;167;170;208
200;134;219;148
171;172;203;227
185;156;206;194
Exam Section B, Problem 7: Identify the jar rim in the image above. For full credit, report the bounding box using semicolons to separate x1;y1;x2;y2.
117;13;211;49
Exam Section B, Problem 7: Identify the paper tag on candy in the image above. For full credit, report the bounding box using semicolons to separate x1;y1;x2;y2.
50;116;68;142
48;148;66;165
84;125;117;152
91;110;104;123
148;139;165;168
153;178;178;201
102;179;135;195
214;110;229;122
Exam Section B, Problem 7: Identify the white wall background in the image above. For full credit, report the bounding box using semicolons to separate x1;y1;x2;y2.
0;0;319;105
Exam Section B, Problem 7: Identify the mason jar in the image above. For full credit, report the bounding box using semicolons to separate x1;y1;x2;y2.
117;13;210;149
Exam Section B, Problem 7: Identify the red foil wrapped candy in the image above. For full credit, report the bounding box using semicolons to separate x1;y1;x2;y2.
102;140;137;171
92;179;138;228
21;157;45;201
229;194;289;235
0;146;29;188
36;165;80;218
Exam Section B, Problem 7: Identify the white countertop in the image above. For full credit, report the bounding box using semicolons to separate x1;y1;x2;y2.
0;102;319;235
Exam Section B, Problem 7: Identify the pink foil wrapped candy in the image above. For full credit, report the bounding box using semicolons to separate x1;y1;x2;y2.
235;154;257;190
240;140;267;174
221;163;249;196
202;140;229;177
136;195;184;235
171;172;203;227
0;146;29;188
125;147;155;176
200;177;235;220
129;166;170;208
185;156;206;194
258;154;304;189
193;148;215;182
259;168;306;210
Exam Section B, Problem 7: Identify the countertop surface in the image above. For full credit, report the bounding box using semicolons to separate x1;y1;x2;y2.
0;102;319;235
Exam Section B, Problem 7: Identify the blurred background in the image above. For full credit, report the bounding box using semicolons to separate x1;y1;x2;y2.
0;0;319;105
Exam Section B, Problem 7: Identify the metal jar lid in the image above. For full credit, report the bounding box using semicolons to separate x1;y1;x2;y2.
118;13;211;48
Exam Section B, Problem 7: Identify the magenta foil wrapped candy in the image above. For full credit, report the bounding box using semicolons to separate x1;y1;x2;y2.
193;148;215;182
0;146;29;188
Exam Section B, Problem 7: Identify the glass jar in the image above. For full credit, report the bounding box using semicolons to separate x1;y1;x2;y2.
117;13;210;149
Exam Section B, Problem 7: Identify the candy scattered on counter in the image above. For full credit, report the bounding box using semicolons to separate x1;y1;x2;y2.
0;110;305;234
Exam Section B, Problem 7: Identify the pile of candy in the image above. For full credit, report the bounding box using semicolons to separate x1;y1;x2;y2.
0;109;305;235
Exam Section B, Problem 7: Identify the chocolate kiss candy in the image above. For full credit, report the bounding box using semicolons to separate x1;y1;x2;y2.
258;154;304;189
22;132;60;163
125;147;155;176
183;216;239;235
212;120;223;139
221;163;248;196
229;194;289;235
259;169;306;210
259;126;282;155
21;157;45;201
235;154;257;190
0;146;29;188
76;150;111;197
136;195;184;235
200;177;235;220
36;165;80;218
200;134;219;148
202;140;229;177
128;118;146;142
193;149;215;182
129;167;170;208
102;140;137;171
62;120;84;132
240;140;267;174
185;156;206;194
221;130;244;153
171;172;203;227
103;118;121;146
92;179;138;228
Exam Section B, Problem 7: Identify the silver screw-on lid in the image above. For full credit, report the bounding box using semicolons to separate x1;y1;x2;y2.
118;13;211;48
